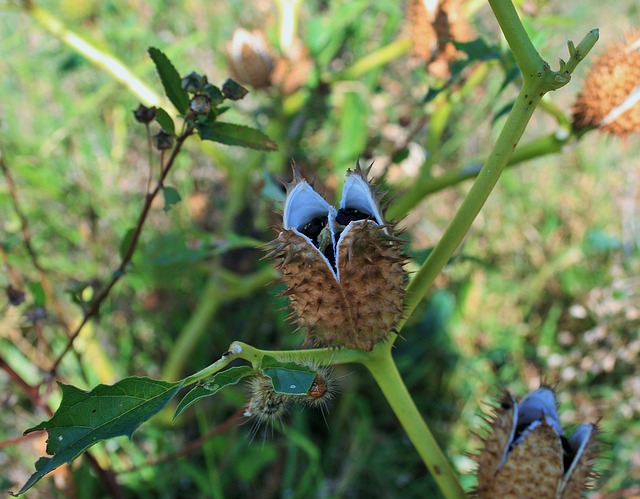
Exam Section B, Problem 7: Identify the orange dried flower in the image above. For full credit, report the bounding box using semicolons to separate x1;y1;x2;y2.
265;164;407;351
573;31;640;135
405;0;473;78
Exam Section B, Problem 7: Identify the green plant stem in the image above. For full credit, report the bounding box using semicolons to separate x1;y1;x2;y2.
179;335;466;496
23;2;160;106
163;265;275;381
340;38;412;80
362;343;466;499
389;129;575;218
396;1;598;330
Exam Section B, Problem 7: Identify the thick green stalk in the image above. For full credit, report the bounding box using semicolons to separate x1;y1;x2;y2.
397;1;598;330
362;344;466;499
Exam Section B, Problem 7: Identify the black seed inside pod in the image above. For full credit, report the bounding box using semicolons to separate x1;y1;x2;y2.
336;208;370;225
560;435;576;473
323;243;336;270
300;217;327;247
512;422;531;444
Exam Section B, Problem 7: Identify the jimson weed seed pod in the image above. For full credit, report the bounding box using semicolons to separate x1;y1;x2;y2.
573;30;640;136
265;164;407;351
475;387;599;498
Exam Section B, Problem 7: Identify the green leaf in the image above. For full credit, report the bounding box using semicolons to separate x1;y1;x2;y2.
196;122;278;151
452;37;501;62
27;282;46;307
155;107;175;135
16;377;183;495
119;227;136;260
173;366;253;420
332;91;368;166
162;186;182;213
261;356;316;395
148;47;190;114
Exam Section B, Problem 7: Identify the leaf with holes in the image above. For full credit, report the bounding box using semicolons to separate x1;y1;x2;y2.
261;356;316;395
15;377;183;496
173;366;254;420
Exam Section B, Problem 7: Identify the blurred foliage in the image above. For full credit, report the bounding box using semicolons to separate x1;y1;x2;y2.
1;0;639;497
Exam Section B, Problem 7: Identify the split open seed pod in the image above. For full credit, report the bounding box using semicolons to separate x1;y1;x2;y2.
475;387;599;498
265;164;406;351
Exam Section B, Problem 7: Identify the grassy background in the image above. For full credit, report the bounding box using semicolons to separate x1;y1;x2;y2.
1;0;638;497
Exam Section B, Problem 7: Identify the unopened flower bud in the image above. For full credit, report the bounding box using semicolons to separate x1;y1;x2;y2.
189;94;212;115
133;104;157;124
222;78;249;101
153;130;174;151
226;29;274;89
6;285;26;306
181;71;207;93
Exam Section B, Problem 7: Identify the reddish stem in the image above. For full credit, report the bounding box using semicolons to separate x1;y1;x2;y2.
49;128;193;373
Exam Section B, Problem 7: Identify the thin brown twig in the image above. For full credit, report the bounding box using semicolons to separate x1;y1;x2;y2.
119;409;244;473
0;354;48;413
0;431;42;449
49;126;195;374
0;148;73;335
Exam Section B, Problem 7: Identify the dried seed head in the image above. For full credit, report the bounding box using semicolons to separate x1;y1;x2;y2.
152;130;174;151
265;163;407;351
405;0;473;79
271;42;313;95
573;31;640;135
298;367;337;410
225;29;274;89
244;375;291;427
133;104;157;124
474;387;599;498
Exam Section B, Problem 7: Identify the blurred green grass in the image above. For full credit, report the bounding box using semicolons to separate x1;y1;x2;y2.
1;0;639;497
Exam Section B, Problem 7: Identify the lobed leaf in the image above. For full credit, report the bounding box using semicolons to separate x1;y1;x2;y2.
196;122;278;151
173;366;254;420
15;377;183;495
148;47;190;114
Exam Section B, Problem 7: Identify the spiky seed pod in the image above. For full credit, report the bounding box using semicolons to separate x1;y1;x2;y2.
244;375;291;426
475;387;599;498
265;163;407;351
573;31;640;135
405;0;473;79
225;29;274;89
